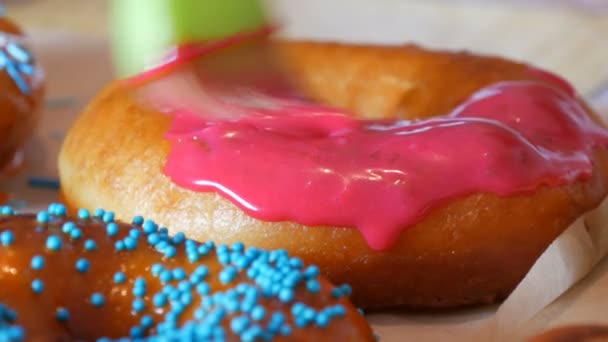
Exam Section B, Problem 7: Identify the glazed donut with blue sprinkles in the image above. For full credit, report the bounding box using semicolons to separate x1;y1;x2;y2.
0;203;374;341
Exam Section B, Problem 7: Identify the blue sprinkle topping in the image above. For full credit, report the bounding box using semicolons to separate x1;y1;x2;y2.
75;258;90;273
106;223;119;237
0;230;14;246
36;211;49;223
93;208;105;218
0;203;358;341
84;239;97;251
132;216;144;226
77;208;90;220
102;211;115;223
70;228;82;240
30;255;45;270
90;293;105;307
31;279;44;294
132;298;145;313
55;307;69;322
114;241;125;251
61;222;75;234
45;235;62;251
0;206;15;216
113;272;127;284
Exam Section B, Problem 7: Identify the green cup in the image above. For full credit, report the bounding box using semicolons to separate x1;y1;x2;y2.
111;0;267;77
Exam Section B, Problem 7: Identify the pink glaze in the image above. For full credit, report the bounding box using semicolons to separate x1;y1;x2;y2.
139;34;608;250
163;81;608;250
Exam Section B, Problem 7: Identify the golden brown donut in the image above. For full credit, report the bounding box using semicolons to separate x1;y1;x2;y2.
528;325;608;342
0;203;374;341
0;15;44;174
58;41;608;309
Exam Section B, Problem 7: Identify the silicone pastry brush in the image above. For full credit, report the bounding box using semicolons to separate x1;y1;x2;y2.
110;0;300;119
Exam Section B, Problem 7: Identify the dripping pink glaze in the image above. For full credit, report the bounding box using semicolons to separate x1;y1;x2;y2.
138;34;608;250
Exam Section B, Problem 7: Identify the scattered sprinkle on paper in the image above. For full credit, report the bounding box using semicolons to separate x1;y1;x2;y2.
27;177;60;190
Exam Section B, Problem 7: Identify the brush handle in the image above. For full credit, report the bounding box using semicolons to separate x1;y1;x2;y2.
111;0;267;77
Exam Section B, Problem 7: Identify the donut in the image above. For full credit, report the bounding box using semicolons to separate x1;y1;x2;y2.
58;38;608;309
0;15;44;174
0;203;374;341
527;325;608;342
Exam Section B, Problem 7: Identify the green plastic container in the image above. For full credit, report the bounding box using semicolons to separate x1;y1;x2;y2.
111;0;266;77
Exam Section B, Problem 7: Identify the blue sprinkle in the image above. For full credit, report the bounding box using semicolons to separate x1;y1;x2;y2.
46;235;62;251
93;208;105;218
30;255;45;270
163;246;177;259
123;237;137;250
140;315;154;328
231;242;245;252
218;252;231;265
291;302;305;316
0;206;15;216
303;307;315;322
279;324;292;336
36;211;49;223
70;228;82;240
289;257;304;269
77;208;90;220
172;232;185;244
196;283;211;296
6;43;31;63
153;293;167;307
342;284;353;296
306;279;321;293
28;177;60;190
172;268;186;281
90;293;105;307
102;211;115;223
316;312;330;327
113;272;126;284
230;316;250;334
31;279;44;293
133;286;146;298
75;258;90;273
142;220;157;234
129;229;141;239
251;306;265;321
178;281;192;292
195;266;209;277
132;215;144;225
106;222;119;237
114;241;125;251
61;222;75;234
304;265;319;279
219;266;238;284
84;239;97;251
132;298;145;313
2;325;24;341
180;292;193;306
151;263;163;276
130;326;144;339
278;288;294;303
187;251;200;263
168;289;181;301
134;277;146;288
159;270;173;284
56;307;69;321
159;227;168;235
147;233;161;245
